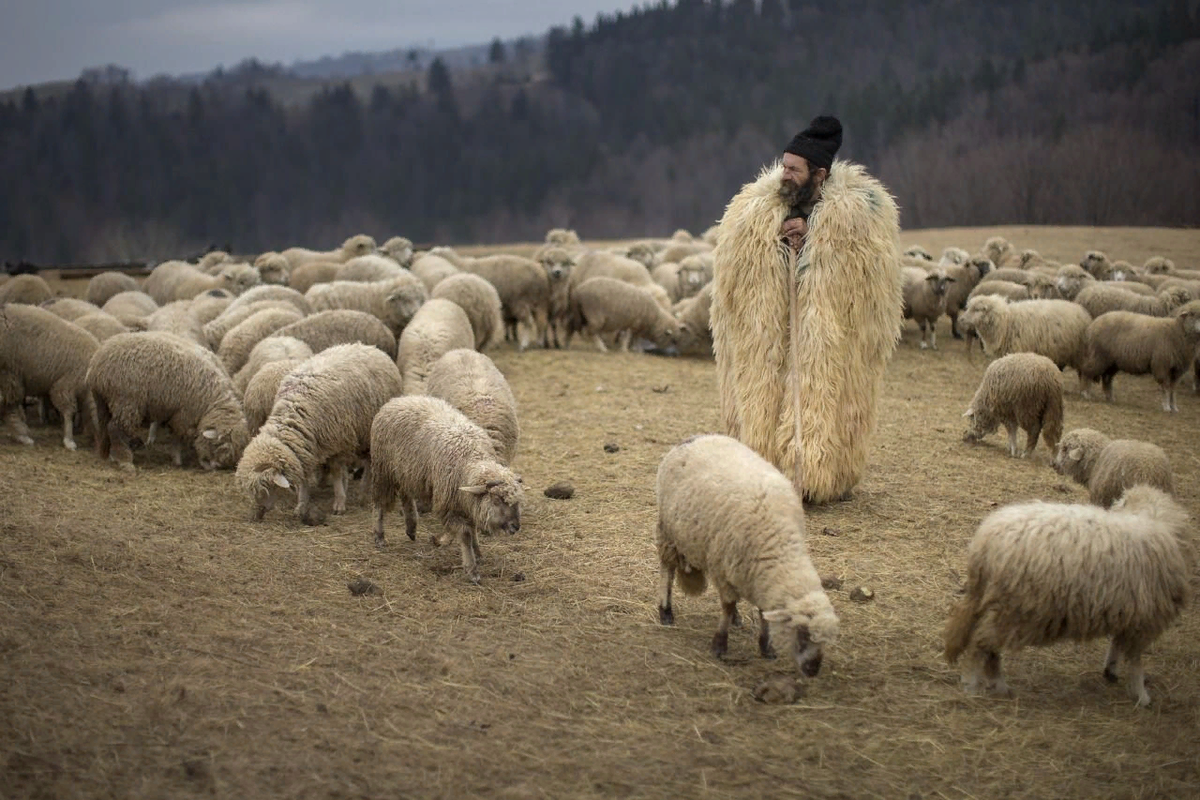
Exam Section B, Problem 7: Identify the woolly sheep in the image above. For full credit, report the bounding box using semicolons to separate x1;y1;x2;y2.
570;250;672;309
1078;301;1200;412
0;304;99;451
217;307;305;375
136;300;208;346
197;251;232;273
369;394;524;583
281;234;377;272
87;331;250;470
73;312;129;341
1079;251;1115;281
203;299;300;350
236;343;402;523
672;283;714;357
306;274;428;337
41;297;102;321
242;358;305;435
942;256;992;339
544;228;581;247
1074;284;1191;319
1100;280;1156;296
396;299;476;395
0;274;54;306
903;245;933;262
459;255;553;350
222;284;312;318
962;353;1063;458
1052;428;1174;508
957;295;1092;373
144;260;260;303
650;262;683;304
1055;264;1095;300
102;291;157;322
188;289;236;326
380;236;415;268
535;246;575;349
902;266;954;349
253;252;290;286
968;280;1030;303
425;349;519;466
676;254;712;298
335;254;406;283
430;272;504;351
980;267;1036;286
409;253;461;293
981;237;1013;268
86;271;141;307
1017;249;1047;270
656;434;838;676
656;242;711;266
273;309;398;360
938;247;970;267
232;335;314;394
943;485;1191;707
569;276;687;353
287;260;343;294
623;242;658;269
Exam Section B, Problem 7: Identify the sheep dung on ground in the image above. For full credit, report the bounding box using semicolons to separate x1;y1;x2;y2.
656;434;838;677
943;485;1191;707
273;309;398;360
568;276;687;353
86;272;141;307
396;298;476;395
0;274;54;306
901;266;954;350
431;273;504;351
957;295;1092;373
425;348;519;465
962;353;1063;458
1052;428;1174;508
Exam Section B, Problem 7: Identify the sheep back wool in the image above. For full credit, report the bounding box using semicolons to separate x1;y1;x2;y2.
711;159;904;503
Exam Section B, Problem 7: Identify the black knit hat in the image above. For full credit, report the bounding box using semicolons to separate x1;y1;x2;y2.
784;116;843;171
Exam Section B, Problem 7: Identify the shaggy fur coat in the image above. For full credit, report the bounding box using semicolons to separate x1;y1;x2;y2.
711;160;904;503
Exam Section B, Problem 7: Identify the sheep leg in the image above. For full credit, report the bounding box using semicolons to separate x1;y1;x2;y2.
403;497;419;541
451;520;480;584
253;492;276;522
1005;425;1019;458
1023;423;1041;458
1126;651;1151;708
982;649;1011;697
1103;638;1120;683
918;321;930;350
950;312;963;340
928;326;938;351
331;463;349;514
5;407;34;446
658;564;675;625
710;599;737;659
147;421;158;446
169;437;184;467
1161;380;1178;413
106;419;136;469
591;333;608;353
757;609;776;659
50;385;78;451
617;330;632;352
1101;373;1115;403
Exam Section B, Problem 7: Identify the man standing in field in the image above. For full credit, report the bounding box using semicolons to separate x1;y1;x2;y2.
710;116;905;503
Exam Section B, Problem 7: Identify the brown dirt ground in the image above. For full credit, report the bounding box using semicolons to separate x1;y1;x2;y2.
3;225;1200;800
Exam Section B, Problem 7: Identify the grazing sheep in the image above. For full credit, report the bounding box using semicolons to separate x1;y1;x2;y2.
656;434;838;676
137;300;209;347
1078;301;1200;412
217;307;305;375
224;284;311;318
570;250;671;309
535;246;575;349
943;485;1191;707
306;274;428;337
957;295;1092;373
0;274;54;306
41;297;102;322
568;276;687;353
461;255;551;350
335;254;406;283
967;280;1030;303
369;394;524;583
273;309;398;360
102;291;157;322
673;283;714;357
203;299;300;350
962;353;1063;458
409;253;461;293
87;331;250;470
650;261;683;304
981;237;1013;268
188;289;235;326
1074;284;1191;319
287;260;343;294
236;343;402;523
242;358;305;435
1052;428;1174;508
73;312;129;342
425;348;519;465
902;266;954;349
379;236;415;268
396;299;476;394
86;271;141;307
1055;264;1096;300
0;304;99;450
253;252;290;285
943;256;992;339
232;335;314;394
281;234;377;272
431;273;504;351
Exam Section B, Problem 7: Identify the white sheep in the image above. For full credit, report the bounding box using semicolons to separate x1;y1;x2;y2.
188;289;236;326
656;434;838;676
41;297;102;321
305;274;428;337
430;273;504;351
223;284;312;318
569;250;672;309
409;253;461;293
1052;428;1174;508
1055;264;1096;300
981;237;1013;268
143;260;259;304
203;299;301;350
568;276;687;353
87;331;250;470
1079;250;1115;281
136;300;209;347
369;394;524;583
968;280;1030;303
1074;283;1191;319
901;266;954;349
534;246;575;349
942;255;992;339
962;353;1063;458
101;291;157;323
281;234;377;273
396;298;476;395
425;348;519;466
236;343;402;524
0;274;54;305
379;236;415;268
1078;300;1200;411
286;260;343;294
86;272;141;307
242;358;306;435
944;485;1192;707
460;255;551;351
73;312;129;342
650;261;684;304
672;283;714;357
253;252;290;286
232;335;314;394
273;309;398;360
957;295;1092;373
217;307;305;375
0;304;100;451
903;245;933;262
335;254;406;283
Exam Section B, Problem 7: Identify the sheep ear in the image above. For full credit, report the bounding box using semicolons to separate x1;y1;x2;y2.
459;484;488;496
202;428;219;440
762;609;792;624
1068;447;1085;461
273;473;291;489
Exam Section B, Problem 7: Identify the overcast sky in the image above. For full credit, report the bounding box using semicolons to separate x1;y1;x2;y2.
1;0;641;90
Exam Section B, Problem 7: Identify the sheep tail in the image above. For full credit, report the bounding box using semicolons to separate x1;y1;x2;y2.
942;593;981;665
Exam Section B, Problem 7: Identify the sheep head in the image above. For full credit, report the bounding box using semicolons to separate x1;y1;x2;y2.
1027;274;1059;300
1079;250;1112;279
255;253;290;285
762;591;839;678
925;269;954;297
381;236;414;268
234;432;303;518
1055;265;1094;300
1173;299;1200;339
903;245;932;262
194;408;250;471
544;227;580;246
624;242;657;268
957;295;1002;339
1052;428;1110;484
460;464;524;536
961;406;997;443
1142;256;1175;275
939;247;970;267
536;247;576;282
982;237;1012;266
218;263;262;295
342;234;378;259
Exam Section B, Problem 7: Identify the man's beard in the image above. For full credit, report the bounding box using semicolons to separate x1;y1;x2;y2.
779;173;820;209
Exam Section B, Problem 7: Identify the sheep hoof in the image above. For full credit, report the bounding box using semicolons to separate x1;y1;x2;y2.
62;438;78;451
466;570;481;585
16;435;34;446
710;631;729;659
1103;667;1119;684
658;605;674;626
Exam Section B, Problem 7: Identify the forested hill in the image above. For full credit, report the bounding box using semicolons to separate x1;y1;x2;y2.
2;0;1198;263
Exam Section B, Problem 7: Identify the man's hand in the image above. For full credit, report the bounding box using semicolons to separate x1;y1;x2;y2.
781;216;808;250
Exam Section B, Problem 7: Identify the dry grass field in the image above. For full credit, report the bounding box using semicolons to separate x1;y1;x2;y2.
2;226;1199;799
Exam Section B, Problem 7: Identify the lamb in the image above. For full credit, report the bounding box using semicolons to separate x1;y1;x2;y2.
967;280;1030;303
942;255;992;339
281;234;377;272
379;236;415;268
273;309;398;360
87;331;250;470
655;434;838;676
943;485;1192;707
236;343;403;523
217;307;305;375
0;274;54;305
425;349;520;465
86;271;141;307
1078;300;1200;412
460;255;551;350
287;260;343;294
73;312;129;342
396;299;476;395
430;273;504;351
672;283;714;357
901;266;954;349
253;252;290;285
102;291;157;322
962;353;1063;458
1073;283;1191;319
409;253;461;293
535;246;575;348
41;297;102;321
0;304;100;450
1052;428;1174;508
305;274;428;337
242;358;305;435
1055;264;1096;300
222;284;311;318
335;254;406;283
568;276;687;353
369;394;524;583
232;335;314;394
957;295;1092;373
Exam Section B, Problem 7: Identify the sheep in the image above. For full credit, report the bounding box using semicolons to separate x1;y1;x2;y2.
144;260;260;304
430;273;503;351
1052;428;1174;508
544;228;581;247
981;237;1013;268
0;304;100;451
186;289;235;326
957;295;1092;373
655;434;838;676
369;394;524;583
273;309;398;360
1017;249;1047;270
962;353;1063;458
281;234;377;273
73;312;129;342
217;307;305;375
979;267;1036;286
570;250;672;309
335;254;406;283
287;260;343;294
1078;301;1200;412
943;485;1191;707
396;299;476;395
568;276;687;353
941;255;992;339
656;242;711;266
305;274;428;337
701;224;720;246
202;299;301;350
241;358;300;435
676;254;712;299
87;331;250;470
1142;256;1174;275
1074;284;1191;319
534;246;575;349
425;349;520;465
903;245;933;262
136;300;208;347
222;284;311;318
1055;264;1096;300
967;280;1030;303
409;253;461;293
86;271;141;307
379;236;415;268
425;246;469;269
41;297;102;321
623;242;658;269
253;252;290;286
673;283;714;357
232;335;314;394
901;266;954;349
460;255;552;350
101;291;157;322
197;251;232;273
236;343;402;524
650;261;683;304
1079;250;1115;281
1100;280;1156;296
0;274;54;305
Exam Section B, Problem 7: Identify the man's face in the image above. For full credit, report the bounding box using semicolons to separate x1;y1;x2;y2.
782;152;812;186
780;153;825;209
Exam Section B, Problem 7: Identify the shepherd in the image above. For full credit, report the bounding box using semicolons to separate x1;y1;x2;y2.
710;116;905;503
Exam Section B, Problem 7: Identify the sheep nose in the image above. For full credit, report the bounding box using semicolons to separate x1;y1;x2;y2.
801;653;823;677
